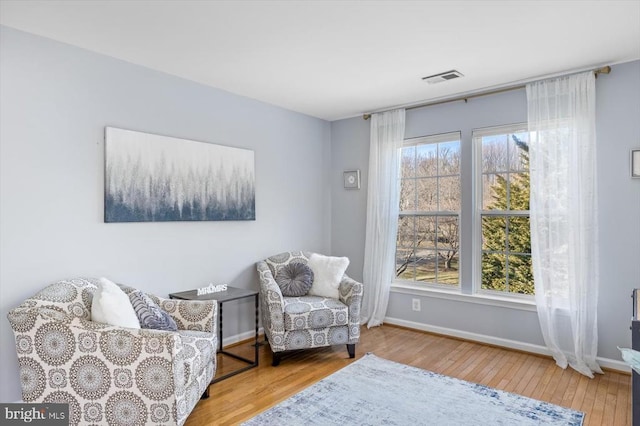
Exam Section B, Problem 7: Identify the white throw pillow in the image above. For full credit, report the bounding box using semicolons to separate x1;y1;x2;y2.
91;277;140;329
307;254;349;299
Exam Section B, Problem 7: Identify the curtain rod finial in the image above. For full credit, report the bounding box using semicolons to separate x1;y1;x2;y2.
363;114;371;120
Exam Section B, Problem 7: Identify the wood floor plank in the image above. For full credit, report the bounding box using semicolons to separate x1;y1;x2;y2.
540;363;567;403
613;372;631;426
487;351;523;389
457;344;492;378
509;354;536;394
522;356;548;398
550;367;573;405
513;355;541;396
469;347;506;385
582;374;602;426
569;374;590;411
603;372;621;426
185;325;631;426
435;340;475;373
588;374;609;425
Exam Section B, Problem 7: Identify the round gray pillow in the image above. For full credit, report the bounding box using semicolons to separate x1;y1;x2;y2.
275;262;314;297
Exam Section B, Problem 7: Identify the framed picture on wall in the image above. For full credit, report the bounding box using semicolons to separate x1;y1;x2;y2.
633;149;640;178
105;127;256;222
343;170;361;189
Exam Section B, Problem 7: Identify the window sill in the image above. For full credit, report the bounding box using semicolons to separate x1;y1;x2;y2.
390;282;537;312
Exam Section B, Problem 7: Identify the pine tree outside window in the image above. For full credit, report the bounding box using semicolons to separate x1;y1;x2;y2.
474;124;533;296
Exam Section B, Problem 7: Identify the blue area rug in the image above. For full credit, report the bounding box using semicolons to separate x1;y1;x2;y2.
243;353;584;425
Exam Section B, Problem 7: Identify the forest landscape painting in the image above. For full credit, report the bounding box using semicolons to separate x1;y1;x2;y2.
105;127;255;222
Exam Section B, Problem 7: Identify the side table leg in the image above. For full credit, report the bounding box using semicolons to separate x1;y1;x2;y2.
218;302;223;352
254;294;259;366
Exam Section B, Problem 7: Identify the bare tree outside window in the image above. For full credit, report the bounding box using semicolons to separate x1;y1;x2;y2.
396;133;460;286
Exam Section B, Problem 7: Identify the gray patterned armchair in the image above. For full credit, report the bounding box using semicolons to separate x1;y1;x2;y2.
257;251;363;366
7;278;217;426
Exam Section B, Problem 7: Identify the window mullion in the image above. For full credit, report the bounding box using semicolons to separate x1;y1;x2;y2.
505;216;510;292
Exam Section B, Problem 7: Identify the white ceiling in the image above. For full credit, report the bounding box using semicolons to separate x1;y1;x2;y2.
1;1;639;121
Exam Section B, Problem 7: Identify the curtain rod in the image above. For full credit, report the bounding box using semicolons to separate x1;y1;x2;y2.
362;65;611;120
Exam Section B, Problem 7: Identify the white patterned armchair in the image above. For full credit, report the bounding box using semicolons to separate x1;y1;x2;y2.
7;278;217;426
257;251;363;366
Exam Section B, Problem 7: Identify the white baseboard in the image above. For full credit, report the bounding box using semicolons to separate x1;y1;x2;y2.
384;316;630;374
221;327;264;348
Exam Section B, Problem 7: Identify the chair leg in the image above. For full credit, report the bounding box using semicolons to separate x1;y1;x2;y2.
347;344;355;358
272;351;281;366
201;386;210;399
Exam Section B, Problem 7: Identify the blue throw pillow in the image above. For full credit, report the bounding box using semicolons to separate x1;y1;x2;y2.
275;262;314;297
129;290;178;331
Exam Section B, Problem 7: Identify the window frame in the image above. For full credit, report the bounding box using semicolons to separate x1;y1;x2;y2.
395;131;462;289
472;123;533;300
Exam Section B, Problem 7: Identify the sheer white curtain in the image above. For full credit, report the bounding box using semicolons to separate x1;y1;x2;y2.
361;109;405;328
527;71;603;378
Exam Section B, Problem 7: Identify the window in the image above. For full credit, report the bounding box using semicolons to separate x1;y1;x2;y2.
396;132;461;287
474;124;533;295
393;124;533;302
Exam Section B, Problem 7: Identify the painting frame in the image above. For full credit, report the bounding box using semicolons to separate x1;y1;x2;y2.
632;149;640;179
343;170;361;189
104;127;255;222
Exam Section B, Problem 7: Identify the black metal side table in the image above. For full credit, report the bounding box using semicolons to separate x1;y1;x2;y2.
169;286;259;383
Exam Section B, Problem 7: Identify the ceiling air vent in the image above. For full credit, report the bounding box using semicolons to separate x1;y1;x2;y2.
422;70;464;84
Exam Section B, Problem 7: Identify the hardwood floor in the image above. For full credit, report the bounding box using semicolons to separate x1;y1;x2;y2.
186;325;631;425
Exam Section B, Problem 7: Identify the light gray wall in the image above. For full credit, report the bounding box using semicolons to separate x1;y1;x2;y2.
0;26;331;402
595;60;640;359
330;120;370;279
331;60;640;362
